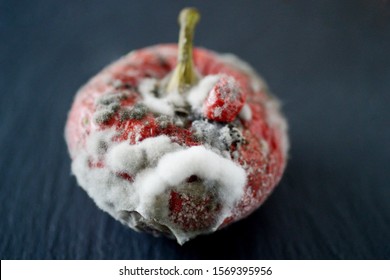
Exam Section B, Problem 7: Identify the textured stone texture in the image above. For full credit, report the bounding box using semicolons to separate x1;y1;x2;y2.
1;0;390;259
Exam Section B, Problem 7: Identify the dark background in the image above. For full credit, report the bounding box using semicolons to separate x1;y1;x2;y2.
1;0;390;259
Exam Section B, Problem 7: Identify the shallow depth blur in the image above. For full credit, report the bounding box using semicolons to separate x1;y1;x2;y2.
1;0;389;259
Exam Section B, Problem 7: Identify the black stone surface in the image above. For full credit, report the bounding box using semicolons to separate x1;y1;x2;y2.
1;0;389;259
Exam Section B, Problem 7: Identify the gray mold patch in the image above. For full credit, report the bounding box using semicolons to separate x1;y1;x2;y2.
94;92;128;124
156;115;172;129
191;120;245;151
96;91;126;106
94;109;115;124
120;103;148;121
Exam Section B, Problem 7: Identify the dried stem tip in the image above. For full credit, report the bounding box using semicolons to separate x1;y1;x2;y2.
167;8;200;94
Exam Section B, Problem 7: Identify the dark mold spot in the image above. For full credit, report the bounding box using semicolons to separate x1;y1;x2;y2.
186;175;200;183
120;103;148;121
94;110;114;124
156;115;171;129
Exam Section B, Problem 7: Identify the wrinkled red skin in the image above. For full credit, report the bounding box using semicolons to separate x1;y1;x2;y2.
65;44;287;232
203;76;245;122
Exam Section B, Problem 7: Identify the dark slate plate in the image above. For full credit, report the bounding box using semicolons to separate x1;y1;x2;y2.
1;0;389;259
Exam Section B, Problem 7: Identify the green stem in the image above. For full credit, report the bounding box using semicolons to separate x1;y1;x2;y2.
167;8;200;94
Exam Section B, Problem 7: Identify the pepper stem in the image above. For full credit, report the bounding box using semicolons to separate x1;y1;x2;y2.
167;8;200;94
